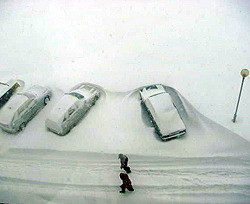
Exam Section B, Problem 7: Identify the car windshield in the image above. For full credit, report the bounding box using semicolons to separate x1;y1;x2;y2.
83;85;92;91
146;85;157;90
67;92;84;99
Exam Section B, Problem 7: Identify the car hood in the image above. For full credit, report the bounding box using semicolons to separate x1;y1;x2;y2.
26;85;49;98
0;94;29;125
47;95;78;123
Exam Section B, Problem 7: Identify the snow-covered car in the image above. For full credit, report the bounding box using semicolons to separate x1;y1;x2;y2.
0;85;52;133
140;84;186;141
0;79;22;108
45;84;100;136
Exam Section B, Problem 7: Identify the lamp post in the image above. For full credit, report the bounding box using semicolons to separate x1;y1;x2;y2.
232;69;249;123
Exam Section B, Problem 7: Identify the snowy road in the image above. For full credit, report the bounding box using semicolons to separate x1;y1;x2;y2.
1;149;250;204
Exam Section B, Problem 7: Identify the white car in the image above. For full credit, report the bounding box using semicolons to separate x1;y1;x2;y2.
140;84;186;141
46;84;100;136
0;85;52;133
0;79;22;108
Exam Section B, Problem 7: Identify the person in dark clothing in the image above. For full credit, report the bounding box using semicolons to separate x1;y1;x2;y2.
119;172;134;193
118;154;131;173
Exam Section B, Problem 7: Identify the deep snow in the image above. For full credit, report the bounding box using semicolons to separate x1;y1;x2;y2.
0;85;249;157
0;0;250;203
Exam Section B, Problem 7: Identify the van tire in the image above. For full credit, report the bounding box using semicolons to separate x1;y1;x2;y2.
44;96;50;105
19;122;26;132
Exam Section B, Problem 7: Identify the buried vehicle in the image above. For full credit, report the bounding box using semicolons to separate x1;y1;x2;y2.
140;84;186;141
0;85;52;133
0;79;22;108
45;84;100;136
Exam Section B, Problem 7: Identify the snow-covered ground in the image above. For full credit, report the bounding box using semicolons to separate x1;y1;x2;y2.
0;0;250;203
1;150;250;204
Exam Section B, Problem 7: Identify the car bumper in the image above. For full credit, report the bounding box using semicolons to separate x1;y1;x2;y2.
0;124;18;134
161;129;186;141
47;127;67;136
46;119;65;136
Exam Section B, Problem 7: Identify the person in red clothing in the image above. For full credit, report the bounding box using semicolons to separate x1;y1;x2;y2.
119;172;134;193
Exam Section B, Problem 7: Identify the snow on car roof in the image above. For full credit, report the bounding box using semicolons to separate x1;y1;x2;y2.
0;94;29;125
48;94;78;123
147;93;186;135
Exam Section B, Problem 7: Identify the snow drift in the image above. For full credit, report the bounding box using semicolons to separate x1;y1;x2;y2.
0;84;249;157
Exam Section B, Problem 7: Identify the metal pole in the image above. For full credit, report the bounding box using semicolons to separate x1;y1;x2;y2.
232;77;245;122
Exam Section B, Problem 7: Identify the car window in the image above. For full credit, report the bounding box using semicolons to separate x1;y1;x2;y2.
68;92;84;99
63;114;67;122
62;105;77;123
13;82;20;90
83;86;92;91
146;85;157;90
18;107;25;116
28;99;35;108
25;99;32;109
18;99;31;115
12;111;19;122
68;106;75;116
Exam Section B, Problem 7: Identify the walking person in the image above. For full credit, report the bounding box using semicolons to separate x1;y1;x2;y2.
119;172;134;193
118;153;131;173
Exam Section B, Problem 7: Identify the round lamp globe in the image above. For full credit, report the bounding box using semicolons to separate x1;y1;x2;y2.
241;69;249;78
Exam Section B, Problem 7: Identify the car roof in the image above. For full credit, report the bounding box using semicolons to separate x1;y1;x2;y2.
0;94;29;125
146;93;185;135
148;93;174;113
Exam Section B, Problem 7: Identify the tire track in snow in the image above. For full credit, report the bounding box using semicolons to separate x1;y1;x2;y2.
0;152;250;203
